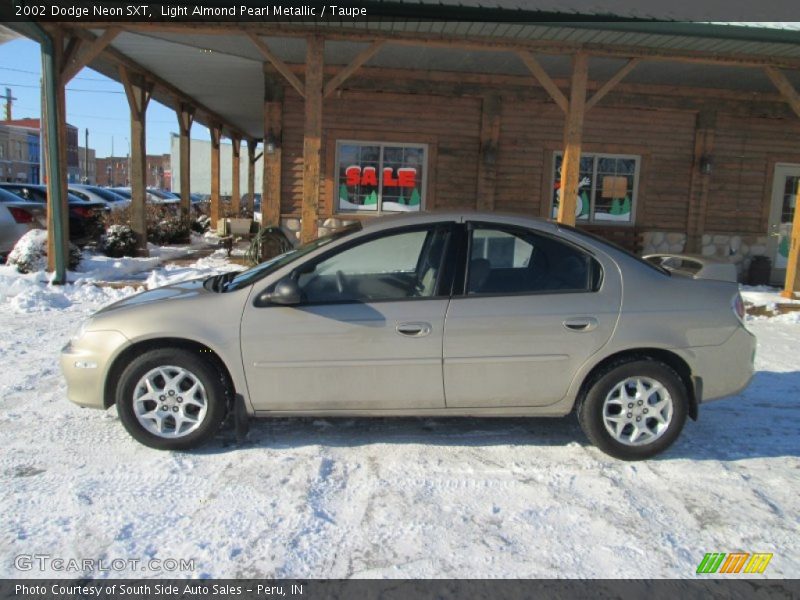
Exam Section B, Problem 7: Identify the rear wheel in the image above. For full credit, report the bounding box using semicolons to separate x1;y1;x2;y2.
116;348;228;450
578;359;688;460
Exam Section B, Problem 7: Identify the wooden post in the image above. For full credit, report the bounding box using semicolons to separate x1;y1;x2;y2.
781;185;800;298
119;66;152;256
557;53;589;225
301;35;324;243
44;30;70;274
263;73;284;228
210;124;222;230
476;94;501;211
685;110;716;253
177;103;194;226
246;138;257;215
231;136;241;216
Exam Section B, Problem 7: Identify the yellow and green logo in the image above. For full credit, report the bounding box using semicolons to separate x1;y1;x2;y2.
696;552;773;574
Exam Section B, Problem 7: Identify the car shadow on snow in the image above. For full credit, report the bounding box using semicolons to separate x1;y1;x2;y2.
196;370;800;462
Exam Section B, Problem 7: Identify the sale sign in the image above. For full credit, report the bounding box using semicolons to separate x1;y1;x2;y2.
345;166;417;188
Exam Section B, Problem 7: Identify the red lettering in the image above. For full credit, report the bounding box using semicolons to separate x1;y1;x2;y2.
345;166;361;186
361;166;378;187
383;168;398;187
398;168;416;188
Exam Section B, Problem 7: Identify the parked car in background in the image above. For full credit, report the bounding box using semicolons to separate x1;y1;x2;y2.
61;212;755;459
0;183;107;246
0;186;46;256
69;184;130;210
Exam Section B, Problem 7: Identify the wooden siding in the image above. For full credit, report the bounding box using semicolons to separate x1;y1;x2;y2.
276;76;800;238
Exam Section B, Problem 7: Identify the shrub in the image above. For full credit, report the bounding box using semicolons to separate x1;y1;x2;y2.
100;224;138;258
7;229;81;273
103;204;190;246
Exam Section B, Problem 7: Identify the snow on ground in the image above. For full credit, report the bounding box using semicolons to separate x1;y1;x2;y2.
0;260;798;579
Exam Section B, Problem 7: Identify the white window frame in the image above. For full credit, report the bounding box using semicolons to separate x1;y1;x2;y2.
335;140;428;215
551;151;641;226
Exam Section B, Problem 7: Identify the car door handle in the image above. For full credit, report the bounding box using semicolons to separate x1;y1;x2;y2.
563;317;598;332
396;322;432;337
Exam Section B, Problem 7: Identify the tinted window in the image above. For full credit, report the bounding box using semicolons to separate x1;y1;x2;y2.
297;226;449;304
467;225;600;295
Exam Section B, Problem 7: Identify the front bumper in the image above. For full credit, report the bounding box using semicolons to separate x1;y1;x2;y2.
60;330;129;409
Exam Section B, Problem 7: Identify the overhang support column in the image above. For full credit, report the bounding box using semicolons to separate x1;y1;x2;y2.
301;35;324;243
209;123;222;230
246;139;257;216
262;73;284;228
119;66;152;257
476;94;501;211
557;53;589;225
685;110;716;253
177;103;194;226
231;136;241;216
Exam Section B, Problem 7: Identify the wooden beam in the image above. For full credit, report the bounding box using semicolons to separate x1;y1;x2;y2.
781;184;800;298
585;58;640;112
517;51;568;112
476;94;501;211
301;35;324;243
247;32;305;98
231;136;241;216
61;27;119;85
685;110;716;253
246;138;257;216
323;41;384;98
262;102;283;228
119;66;152;256
557;53;589;226
210;124;222;229
177;103;194;225
764;66;800;119
59;25;247;141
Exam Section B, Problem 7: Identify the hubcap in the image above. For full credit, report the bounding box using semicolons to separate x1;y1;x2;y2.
132;366;208;439
602;376;673;446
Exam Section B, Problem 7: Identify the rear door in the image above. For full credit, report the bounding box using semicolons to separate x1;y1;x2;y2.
443;222;621;408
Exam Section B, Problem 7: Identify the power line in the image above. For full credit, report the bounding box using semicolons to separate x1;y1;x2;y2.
0;65;115;83
0;81;124;94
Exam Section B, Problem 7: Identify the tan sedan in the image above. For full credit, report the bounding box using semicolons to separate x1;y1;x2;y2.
61;212;755;459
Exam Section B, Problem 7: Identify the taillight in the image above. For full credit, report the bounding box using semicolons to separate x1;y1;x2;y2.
8;207;34;223
71;206;94;218
732;293;746;322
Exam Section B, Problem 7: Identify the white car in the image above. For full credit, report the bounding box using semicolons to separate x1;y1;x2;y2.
69;185;130;210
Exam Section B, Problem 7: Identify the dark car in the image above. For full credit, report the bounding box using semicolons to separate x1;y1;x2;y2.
0;183;108;246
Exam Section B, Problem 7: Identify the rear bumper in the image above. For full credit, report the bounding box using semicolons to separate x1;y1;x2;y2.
680;325;756;404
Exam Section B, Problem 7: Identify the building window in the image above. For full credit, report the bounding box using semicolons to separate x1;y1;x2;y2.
336;141;426;214
552;152;640;225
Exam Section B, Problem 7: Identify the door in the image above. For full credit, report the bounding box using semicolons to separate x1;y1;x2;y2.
768;164;800;285
443;223;621;408
241;223;454;411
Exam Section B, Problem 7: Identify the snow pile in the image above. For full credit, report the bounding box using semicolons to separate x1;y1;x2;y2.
144;249;241;289
741;284;800;308
6;230;82;274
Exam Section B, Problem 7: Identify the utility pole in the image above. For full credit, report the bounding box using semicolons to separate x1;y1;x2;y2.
84;128;89;183
1;87;16;120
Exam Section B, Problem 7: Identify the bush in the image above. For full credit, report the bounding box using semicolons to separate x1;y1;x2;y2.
103;204;190;246
191;214;211;234
7;229;81;273
100;224;138;258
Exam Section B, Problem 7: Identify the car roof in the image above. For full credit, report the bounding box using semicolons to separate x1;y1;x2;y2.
356;210;559;234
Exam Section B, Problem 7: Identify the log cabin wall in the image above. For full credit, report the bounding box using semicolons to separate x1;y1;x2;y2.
273;68;798;266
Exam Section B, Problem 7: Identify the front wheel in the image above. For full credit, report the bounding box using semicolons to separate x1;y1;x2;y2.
116;348;228;450
578;360;688;460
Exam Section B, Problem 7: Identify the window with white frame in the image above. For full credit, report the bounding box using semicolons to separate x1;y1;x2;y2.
336;141;427;214
551;152;640;224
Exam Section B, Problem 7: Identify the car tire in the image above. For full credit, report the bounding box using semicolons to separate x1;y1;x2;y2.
577;359;688;460
116;348;228;450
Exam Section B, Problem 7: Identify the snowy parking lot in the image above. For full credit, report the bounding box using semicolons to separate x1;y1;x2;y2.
0;254;798;579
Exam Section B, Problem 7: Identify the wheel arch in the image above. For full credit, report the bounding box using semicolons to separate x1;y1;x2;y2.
575;348;698;421
103;337;236;409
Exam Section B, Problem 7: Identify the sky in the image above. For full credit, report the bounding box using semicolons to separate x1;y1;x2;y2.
0;36;212;158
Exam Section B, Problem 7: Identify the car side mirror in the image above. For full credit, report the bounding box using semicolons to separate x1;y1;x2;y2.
255;278;302;307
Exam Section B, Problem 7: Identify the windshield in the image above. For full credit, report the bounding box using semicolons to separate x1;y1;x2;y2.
222;223;362;292
87;186;126;202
